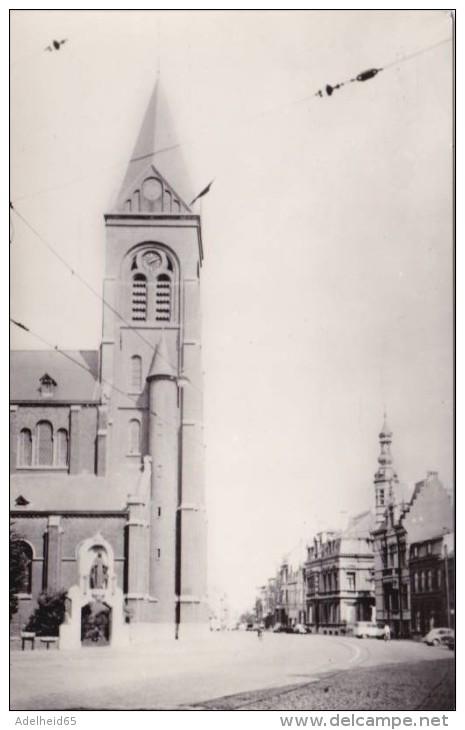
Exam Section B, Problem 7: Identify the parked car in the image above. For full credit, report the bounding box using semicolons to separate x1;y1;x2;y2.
422;628;454;646
293;623;308;634
347;621;383;639
442;635;454;651
272;623;286;633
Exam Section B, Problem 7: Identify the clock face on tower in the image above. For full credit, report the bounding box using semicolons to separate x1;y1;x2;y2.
142;251;162;270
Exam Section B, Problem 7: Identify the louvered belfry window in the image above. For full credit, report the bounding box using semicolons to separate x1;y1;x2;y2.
129;248;175;323
155;274;171;321
132;273;147;321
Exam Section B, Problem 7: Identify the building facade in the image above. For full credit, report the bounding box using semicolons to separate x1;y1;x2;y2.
371;417;453;638
273;561;305;628
304;513;375;634
409;531;454;637
10;82;208;645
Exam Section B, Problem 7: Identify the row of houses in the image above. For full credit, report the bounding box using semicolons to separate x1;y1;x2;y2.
256;418;454;638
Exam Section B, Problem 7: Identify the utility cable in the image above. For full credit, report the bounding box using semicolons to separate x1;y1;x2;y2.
10;317;206;449
10;36;452;205
10;202;202;391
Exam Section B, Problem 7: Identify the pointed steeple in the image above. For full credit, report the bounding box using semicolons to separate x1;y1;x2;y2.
115;81;192;213
379;408;392;439
146;333;177;381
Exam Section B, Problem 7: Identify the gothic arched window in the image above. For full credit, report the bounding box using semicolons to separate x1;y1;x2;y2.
130;355;142;392
17;541;33;594
18;428;32;466
56;429;69;467
132;274;147;321
128;419;141;455
36;421;53;466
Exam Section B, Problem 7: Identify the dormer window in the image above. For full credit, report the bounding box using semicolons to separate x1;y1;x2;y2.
39;373;57;397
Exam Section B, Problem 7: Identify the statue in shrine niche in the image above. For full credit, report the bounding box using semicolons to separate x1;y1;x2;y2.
89;551;108;590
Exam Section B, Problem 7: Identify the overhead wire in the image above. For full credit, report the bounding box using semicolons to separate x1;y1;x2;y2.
10;35;452;205
10;202;202;395
10;317;206;450
10;33;452;407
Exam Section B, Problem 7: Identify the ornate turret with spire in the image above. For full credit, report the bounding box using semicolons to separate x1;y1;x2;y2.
374;411;399;525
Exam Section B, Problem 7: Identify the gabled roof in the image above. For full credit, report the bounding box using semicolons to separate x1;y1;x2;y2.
114;81;192;213
10;350;100;403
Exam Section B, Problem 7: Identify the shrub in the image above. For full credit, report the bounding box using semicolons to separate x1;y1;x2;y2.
25;590;68;636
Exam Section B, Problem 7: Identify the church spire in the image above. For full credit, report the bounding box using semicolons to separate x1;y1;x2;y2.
114;81;192;213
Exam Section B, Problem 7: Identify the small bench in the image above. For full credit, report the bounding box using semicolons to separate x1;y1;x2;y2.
20;632;36;650
39;636;58;650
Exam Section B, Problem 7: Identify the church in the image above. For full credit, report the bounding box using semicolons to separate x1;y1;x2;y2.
10;82;209;646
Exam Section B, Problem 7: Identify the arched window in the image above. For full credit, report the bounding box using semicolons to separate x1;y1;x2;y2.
427;570;433;592
130;355;142;392
164;190;172;212
18;429;32;466
36;421;53;466
56;429;69;467
128;419;141;454
155;274;171;321
132;274;147;321
414;572;419;593
17;542;33;594
133;189;140;212
127;248;177;324
420;571;425;592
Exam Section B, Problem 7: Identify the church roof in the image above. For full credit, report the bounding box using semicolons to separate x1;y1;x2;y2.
114;81;192;213
10;350;100;403
10;472;135;513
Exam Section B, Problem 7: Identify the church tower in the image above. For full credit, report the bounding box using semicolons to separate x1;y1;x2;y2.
374;413;399;525
100;82;208;637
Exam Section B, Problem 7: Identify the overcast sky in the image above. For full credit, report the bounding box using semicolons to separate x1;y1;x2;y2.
10;10;453;614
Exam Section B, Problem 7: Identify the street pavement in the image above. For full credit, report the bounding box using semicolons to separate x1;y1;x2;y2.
10;631;454;711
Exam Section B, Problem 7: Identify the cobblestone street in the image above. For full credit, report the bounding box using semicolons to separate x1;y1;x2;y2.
10;632;454;711
194;656;455;711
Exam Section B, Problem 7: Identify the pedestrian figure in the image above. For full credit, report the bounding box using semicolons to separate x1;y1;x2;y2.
383;624;391;642
257;626;263;640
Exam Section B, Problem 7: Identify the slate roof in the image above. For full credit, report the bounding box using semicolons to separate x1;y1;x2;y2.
10;350;100;403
